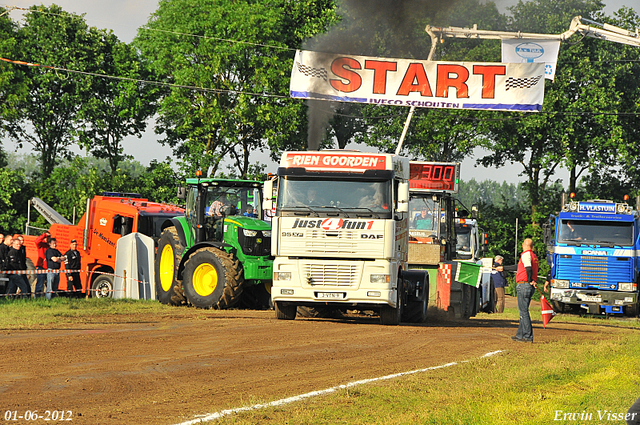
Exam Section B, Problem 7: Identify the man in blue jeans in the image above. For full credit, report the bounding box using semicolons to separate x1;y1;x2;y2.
512;238;538;342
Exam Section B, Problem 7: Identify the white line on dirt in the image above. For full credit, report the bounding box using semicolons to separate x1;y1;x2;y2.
173;349;504;425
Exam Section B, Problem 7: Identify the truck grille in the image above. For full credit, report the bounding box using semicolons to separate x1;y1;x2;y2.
303;263;359;287
556;255;633;287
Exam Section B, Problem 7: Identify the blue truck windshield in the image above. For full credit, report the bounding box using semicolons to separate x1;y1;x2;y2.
558;219;634;246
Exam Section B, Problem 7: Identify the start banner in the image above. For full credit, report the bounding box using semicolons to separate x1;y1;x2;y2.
290;50;545;112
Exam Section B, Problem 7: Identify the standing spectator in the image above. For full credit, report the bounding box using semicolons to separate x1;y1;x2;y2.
491;255;508;313
0;234;13;294
6;237;29;298
0;234;11;270
512;238;539;343
543;269;552;293
45;238;65;300
34;231;50;298
16;234;31;297
64;239;82;298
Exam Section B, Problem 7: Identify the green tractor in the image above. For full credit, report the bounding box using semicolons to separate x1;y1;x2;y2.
155;177;273;309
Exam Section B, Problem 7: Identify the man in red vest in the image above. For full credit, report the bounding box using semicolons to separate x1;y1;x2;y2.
512;238;538;342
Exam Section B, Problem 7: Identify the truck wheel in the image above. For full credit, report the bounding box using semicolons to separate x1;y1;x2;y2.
92;275;114;298
625;304;639;318
402;273;429;323
404;290;429;323
182;247;244;309
155;227;186;306
380;280;403;325
551;300;565;313
275;301;297;320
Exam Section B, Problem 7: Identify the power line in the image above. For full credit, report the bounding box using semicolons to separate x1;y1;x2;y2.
0;56;289;99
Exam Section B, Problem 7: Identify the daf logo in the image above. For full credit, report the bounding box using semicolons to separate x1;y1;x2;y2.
361;234;383;239
515;42;544;62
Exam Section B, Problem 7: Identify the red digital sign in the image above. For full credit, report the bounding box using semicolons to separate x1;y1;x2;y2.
409;162;459;193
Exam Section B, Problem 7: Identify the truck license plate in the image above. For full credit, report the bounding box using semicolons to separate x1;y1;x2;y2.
316;292;344;299
581;295;601;302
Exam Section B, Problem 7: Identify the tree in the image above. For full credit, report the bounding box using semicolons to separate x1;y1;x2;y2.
14;5;102;176
77;32;160;174
0;7;27;140
476;0;612;223
134;0;338;178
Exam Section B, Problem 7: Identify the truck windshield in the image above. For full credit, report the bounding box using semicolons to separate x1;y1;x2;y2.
456;228;472;253
277;178;391;217
558;219;634;246
205;186;262;218
409;197;439;234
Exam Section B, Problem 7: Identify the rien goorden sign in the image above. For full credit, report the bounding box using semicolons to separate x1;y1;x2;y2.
284;152;387;171
290;50;545;112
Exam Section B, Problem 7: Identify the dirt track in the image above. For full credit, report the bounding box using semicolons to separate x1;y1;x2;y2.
0;298;616;425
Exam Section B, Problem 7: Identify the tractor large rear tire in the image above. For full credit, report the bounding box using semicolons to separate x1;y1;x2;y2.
155;227;187;306
182;247;244;309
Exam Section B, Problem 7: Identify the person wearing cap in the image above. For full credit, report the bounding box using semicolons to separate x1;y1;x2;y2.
64;239;82;298
491;255;508;313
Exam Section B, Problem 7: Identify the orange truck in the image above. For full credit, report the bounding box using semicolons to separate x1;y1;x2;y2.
23;193;184;297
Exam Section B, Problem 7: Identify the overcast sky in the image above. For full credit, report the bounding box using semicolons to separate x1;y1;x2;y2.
2;0;635;184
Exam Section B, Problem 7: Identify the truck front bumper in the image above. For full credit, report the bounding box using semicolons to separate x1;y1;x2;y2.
550;288;638;307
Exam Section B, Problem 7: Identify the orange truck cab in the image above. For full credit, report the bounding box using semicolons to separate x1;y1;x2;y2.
23;193;184;297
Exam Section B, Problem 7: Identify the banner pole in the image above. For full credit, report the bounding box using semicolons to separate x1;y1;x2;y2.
395;29;439;155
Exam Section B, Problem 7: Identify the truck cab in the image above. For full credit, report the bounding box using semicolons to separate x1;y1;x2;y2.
265;150;429;325
547;197;640;316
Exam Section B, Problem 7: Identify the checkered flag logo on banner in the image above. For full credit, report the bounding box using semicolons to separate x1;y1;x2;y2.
505;75;542;91
296;61;328;81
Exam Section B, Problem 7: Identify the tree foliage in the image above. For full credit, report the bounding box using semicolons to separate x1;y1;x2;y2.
134;0;338;178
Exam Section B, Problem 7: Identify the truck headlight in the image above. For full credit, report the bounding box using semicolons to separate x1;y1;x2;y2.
370;274;390;283
553;279;569;289
274;272;291;281
243;229;258;237
618;282;637;292
262;230;271;237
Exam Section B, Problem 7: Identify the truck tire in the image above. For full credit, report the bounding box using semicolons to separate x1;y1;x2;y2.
380;279;403;325
182;247;244;309
275;301;297;320
92;275;114;298
156;227;187;306
403;282;429;324
551;300;565;313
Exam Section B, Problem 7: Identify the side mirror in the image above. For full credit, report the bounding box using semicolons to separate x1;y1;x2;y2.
177;186;186;200
397;182;409;213
263;179;273;211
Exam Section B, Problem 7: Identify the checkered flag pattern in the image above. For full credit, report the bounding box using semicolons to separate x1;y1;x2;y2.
505;75;542;91
296;61;328;81
439;263;452;285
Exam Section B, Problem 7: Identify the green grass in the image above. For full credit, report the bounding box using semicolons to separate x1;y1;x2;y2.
0;296;172;328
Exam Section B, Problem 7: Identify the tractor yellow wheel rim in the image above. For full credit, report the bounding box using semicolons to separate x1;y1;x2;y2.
159;244;175;292
193;263;218;297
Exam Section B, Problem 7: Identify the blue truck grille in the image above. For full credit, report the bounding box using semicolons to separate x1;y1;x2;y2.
556;255;633;287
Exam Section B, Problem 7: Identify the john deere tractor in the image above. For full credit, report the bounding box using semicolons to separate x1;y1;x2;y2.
155;177;273;309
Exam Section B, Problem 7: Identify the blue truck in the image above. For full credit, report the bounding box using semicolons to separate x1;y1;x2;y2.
545;197;640;316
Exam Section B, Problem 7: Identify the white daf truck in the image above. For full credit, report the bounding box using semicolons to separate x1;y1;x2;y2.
264;150;430;325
